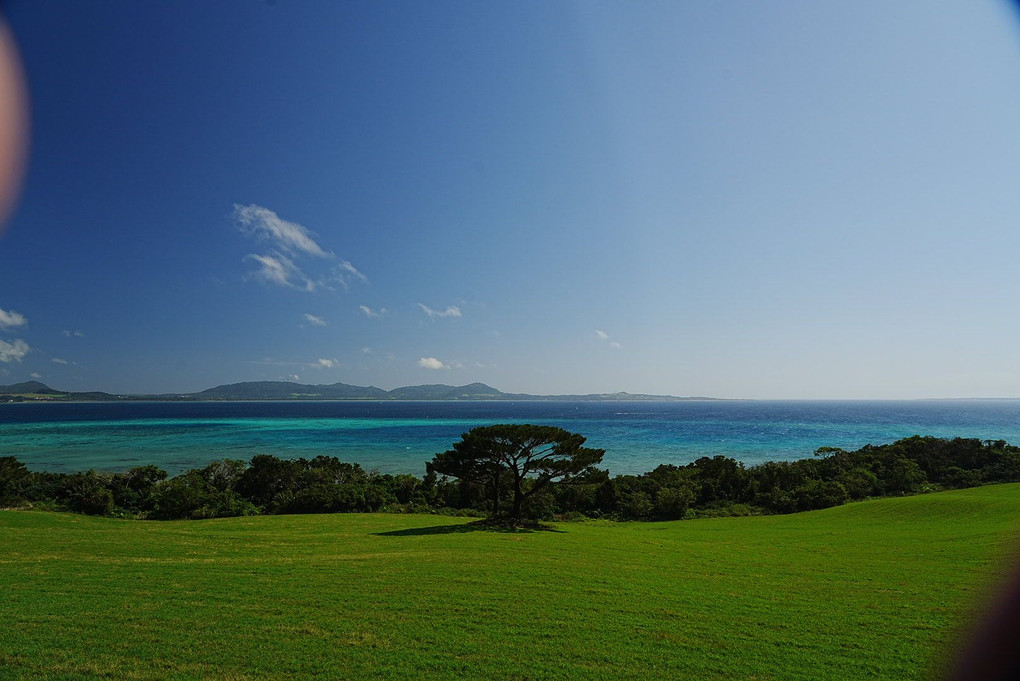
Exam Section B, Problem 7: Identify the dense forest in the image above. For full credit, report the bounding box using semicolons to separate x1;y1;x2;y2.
2;435;1019;521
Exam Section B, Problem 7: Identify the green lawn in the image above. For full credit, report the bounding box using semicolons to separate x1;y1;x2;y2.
2;485;1019;680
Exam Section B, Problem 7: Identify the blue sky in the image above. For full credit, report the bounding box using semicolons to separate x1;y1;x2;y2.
1;1;1020;398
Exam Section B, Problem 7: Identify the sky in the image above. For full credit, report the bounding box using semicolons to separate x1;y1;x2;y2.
1;1;1020;399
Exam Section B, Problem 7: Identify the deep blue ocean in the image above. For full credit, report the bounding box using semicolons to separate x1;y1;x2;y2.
3;400;1020;477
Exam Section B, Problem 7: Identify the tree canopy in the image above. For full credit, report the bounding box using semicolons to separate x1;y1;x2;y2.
4;434;1020;522
427;424;606;520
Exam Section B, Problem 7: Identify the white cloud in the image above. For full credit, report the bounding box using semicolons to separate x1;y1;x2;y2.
62;330;84;338
361;347;373;354
51;357;68;364
288;374;300;382
320;260;369;292
235;204;366;292
315;358;337;369
0;307;26;330
233;204;331;258
0;339;29;363
334;260;368;286
304;314;327;327
595;329;622;349
338;260;364;277
250;357;306;368
359;305;386;318
418;357;448;370
30;372;41;379
244;253;315;291
418;303;462;319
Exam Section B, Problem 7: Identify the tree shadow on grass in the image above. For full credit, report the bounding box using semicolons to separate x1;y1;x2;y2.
374;519;565;537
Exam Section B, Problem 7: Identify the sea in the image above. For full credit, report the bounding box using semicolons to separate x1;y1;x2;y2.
3;400;1020;477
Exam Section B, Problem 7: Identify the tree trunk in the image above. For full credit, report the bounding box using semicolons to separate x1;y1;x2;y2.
491;475;500;517
512;476;524;519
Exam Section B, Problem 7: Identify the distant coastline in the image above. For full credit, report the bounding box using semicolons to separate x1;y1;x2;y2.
0;379;722;403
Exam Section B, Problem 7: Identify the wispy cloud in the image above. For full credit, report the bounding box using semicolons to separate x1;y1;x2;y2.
30;372;41;379
234;204;365;292
418;303;462;319
62;330;85;338
359;305;386;318
244;253;315;291
250;357;304;367
418;357;449;370
315;358;337;369
332;261;368;289
304;313;327;327
51;357;69;365
233;204;331;258
0;339;29;363
0;307;26;330
595;329;622;349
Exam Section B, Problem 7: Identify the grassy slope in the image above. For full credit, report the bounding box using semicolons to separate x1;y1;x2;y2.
2;485;1019;680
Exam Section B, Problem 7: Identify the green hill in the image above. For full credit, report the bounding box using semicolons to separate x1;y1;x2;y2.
196;380;389;400
0;381;120;402
386;381;503;400
3;484;1019;679
0;380;62;395
0;379;700;401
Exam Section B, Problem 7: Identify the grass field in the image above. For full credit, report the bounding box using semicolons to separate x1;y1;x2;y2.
2;485;1019;680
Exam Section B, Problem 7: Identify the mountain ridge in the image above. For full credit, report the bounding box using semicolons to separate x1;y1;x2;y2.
0;380;713;402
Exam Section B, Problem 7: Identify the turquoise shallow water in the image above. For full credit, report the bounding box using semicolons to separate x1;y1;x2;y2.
4;400;1020;476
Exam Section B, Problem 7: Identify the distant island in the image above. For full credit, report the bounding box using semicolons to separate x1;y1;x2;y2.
0;380;718;403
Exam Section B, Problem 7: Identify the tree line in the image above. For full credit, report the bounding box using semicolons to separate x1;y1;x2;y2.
2;428;1019;522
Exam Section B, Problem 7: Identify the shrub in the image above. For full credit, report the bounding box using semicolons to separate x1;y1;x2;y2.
149;473;257;520
64;472;115;516
794;479;849;511
0;456;30;507
838;467;878;500
618;491;653;519
653;485;696;519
